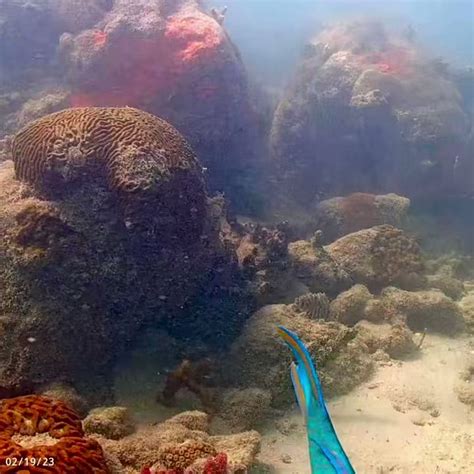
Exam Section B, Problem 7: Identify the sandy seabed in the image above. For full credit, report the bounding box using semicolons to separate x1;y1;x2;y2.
258;334;474;474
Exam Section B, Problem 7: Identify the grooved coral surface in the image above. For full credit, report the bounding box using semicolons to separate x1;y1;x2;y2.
0;395;108;473
11;106;206;243
0;395;83;438
11;107;202;195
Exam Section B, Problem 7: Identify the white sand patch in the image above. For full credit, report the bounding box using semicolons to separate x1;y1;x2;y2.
257;334;474;473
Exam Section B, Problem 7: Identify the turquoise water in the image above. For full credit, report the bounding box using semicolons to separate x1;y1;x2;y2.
214;0;474;86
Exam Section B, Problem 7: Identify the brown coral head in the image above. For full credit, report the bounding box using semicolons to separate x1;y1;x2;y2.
0;395;108;473
11;107;207;244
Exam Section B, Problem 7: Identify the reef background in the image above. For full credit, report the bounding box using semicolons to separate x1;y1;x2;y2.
0;1;473;473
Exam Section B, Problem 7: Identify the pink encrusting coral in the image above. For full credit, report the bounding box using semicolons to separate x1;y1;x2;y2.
62;0;261;201
202;453;229;474
165;14;224;64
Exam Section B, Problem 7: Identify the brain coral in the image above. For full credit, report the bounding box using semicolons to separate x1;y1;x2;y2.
11;107;206;242
0;395;108;473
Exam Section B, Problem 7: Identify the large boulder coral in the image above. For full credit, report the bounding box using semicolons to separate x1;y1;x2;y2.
313;192;410;243
270;19;472;205
0;107;240;395
226;304;374;405
325;225;425;291
59;0;261;203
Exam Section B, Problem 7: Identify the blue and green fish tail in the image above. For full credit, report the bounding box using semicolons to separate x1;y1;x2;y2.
277;326;355;474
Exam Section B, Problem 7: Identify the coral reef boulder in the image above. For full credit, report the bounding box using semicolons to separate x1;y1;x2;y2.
0;108;240;394
0;395;108;473
329;284;374;326
83;406;136;440
59;0;261;203
326;225;425;291
355;320;417;360
270;19;472;205
226;304;373;405
369;287;466;335
217;388;272;433
11;107;207;242
314;192;410;243
288;235;352;297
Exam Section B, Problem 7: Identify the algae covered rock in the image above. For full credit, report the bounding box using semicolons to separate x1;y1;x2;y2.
326;225;425;291
426;273;465;300
355;320;417;359
329;284;374;326
83;406;135;440
217;388;272;433
227;304;373;405
288;237;352;297
372;287;465;335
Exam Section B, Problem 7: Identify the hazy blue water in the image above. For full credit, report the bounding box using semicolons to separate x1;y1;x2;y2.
211;0;474;87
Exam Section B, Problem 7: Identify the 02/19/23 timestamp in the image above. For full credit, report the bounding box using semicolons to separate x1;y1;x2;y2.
4;457;55;467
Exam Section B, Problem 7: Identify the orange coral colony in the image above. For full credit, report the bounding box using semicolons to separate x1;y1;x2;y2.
0;395;108;473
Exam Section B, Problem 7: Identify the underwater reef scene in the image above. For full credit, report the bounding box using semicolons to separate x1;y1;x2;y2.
0;0;473;473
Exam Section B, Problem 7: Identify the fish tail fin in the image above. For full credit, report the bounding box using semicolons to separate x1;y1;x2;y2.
277;326;355;474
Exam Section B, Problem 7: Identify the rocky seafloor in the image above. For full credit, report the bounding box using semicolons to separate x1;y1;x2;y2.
0;2;473;474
